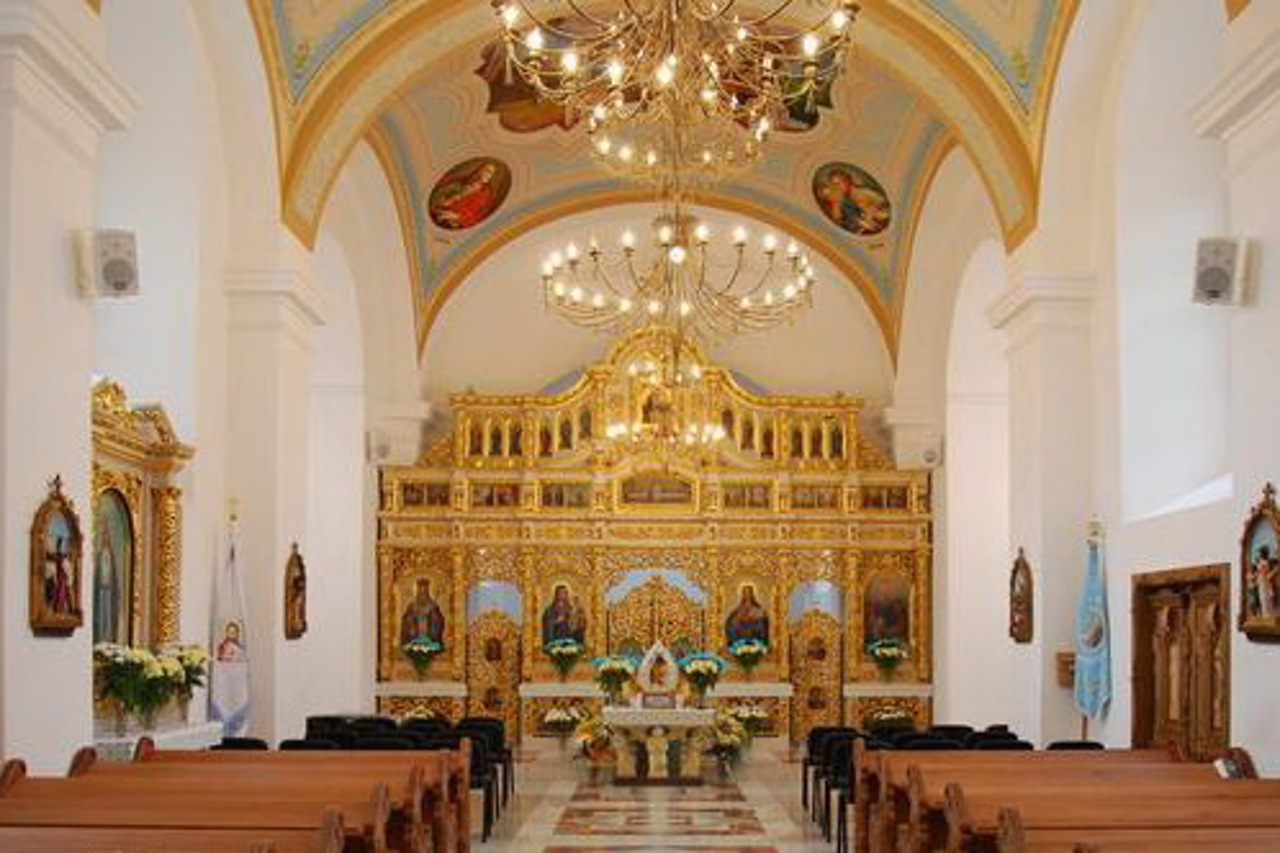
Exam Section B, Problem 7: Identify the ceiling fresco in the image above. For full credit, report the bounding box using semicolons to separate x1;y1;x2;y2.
366;47;952;359
246;0;1079;366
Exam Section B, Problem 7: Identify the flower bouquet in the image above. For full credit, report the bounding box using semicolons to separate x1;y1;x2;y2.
543;705;585;746
866;638;910;678
678;652;726;706
403;637;444;677
703;709;749;777
169;644;209;719
93;642;186;733
545;637;585;679
593;655;635;705
726;704;770;737
727;638;768;678
574;712;616;764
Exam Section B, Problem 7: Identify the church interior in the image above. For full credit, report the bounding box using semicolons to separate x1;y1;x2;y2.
2;0;1280;850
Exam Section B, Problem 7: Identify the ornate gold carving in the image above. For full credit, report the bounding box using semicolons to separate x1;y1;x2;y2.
152;486;182;644
847;695;932;730
467;611;521;738
377;696;465;722
91;380;191;647
790;611;841;742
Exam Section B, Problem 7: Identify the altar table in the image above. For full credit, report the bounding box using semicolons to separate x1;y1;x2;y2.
602;706;714;785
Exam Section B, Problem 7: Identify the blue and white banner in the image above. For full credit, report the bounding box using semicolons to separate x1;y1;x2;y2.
209;534;250;737
1073;536;1111;720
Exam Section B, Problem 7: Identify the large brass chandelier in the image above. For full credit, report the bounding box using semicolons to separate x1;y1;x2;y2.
492;0;860;181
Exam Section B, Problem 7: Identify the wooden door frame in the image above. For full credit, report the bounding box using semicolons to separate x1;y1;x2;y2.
1130;563;1230;751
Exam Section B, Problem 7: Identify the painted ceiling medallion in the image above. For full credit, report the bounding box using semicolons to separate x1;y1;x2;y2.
812;162;891;237
427;157;512;231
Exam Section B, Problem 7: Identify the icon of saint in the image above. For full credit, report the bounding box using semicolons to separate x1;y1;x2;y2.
725;584;769;646
400;578;446;647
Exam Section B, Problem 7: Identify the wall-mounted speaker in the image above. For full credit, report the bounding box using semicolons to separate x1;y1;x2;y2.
1193;237;1248;306
74;229;139;298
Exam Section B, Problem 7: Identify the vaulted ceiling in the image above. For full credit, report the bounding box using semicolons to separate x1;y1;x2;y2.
249;0;1077;369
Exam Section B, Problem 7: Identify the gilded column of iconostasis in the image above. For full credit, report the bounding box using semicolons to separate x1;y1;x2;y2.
376;329;932;741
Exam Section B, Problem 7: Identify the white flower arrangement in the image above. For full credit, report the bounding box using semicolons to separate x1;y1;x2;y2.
545;637;585;677
94;642;208;727
542;705;586;737
402;637;444;676
727;638;769;674
727;704;770;735
593;656;636;700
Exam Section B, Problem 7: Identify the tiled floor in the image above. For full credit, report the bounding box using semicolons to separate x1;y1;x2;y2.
479;739;834;852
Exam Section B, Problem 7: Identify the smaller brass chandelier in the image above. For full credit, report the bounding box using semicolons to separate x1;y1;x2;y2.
540;206;816;340
493;0;860;182
601;328;728;458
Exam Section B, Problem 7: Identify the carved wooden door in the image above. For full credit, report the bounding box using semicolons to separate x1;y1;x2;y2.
790;612;842;742
467;613;521;737
608;576;705;656
1132;566;1228;761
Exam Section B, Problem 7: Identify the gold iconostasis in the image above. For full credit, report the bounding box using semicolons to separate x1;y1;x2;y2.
376;328;933;742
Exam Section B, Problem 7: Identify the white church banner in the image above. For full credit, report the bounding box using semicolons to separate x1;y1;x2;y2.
210;534;250;737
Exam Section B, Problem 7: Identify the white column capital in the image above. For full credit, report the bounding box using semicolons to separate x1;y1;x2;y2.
882;404;943;469
226;267;327;346
986;276;1094;337
0;1;136;151
1190;10;1280;176
367;399;434;465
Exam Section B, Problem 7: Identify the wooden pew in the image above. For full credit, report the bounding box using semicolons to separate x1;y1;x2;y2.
851;742;1187;853
0;758;362;851
133;740;471;852
997;806;1280;853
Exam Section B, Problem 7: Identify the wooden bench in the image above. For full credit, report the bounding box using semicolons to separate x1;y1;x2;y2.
0;740;472;853
997;804;1280;852
134;739;471;850
851;741;1187;853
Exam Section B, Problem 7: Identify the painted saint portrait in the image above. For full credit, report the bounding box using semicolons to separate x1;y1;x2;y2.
1009;548;1033;644
428;157;512;231
541;582;586;647
93;489;133;645
813;162;892;237
400;578;446;649
864;573;910;646
725;583;770;646
1240;483;1280;639
30;476;84;634
216;619;245;662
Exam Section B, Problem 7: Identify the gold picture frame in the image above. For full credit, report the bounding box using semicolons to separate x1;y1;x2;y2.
1239;483;1280;640
30;476;84;634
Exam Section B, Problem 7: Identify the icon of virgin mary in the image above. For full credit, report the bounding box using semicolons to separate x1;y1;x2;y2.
725;584;769;646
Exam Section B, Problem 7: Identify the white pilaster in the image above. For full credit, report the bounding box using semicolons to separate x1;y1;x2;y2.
988;274;1094;745
0;0;135;774
226;254;324;742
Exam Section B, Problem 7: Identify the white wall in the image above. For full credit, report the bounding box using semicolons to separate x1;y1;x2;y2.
1115;0;1230;520
96;0;230;669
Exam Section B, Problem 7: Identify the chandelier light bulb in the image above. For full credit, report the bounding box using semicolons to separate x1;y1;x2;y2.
621;230;635;249
647;299;663;315
700;87;716;103
570;287;583;302
787;240;799;258
658;225;674;245
592;104;607;121
736;26;748;41
655;63;674;86
645;150;658;166
591;291;605;307
553;281;566;297
783;283;797;299
525;27;544;52
566;242;579;261
669;245;688;265
607;59;625;85
619;297;633;312
619;145;634;162
562;51;580;73
597;137;612;154
802;34;820;57
550;250;564;268
541;261;554;277
701;149;713;164
679;300;692;316
740;295;752;308
832;8;849;29
732;225;748;246
694;223;710;243
764;291;775;306
763;234;778;253
501;4;519;26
